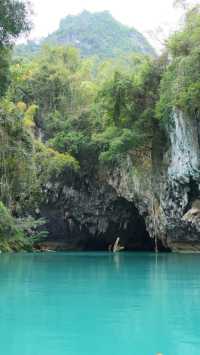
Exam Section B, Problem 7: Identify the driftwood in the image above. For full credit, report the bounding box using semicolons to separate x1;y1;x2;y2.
113;237;124;253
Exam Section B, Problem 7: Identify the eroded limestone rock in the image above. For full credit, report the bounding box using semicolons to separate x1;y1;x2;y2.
40;110;200;252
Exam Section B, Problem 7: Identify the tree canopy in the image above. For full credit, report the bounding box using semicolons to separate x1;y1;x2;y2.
0;0;31;97
0;0;31;47
157;4;200;120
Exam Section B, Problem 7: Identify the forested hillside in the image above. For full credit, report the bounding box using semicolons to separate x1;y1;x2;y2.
15;11;155;58
0;0;200;251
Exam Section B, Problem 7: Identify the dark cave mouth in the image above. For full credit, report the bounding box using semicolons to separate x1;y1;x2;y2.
80;198;168;252
40;197;169;252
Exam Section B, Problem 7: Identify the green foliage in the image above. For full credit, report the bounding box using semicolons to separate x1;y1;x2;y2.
0;48;11;97
0;0;31;46
93;127;144;162
0;0;31;97
0;201;46;251
167;5;200;57
14;40;40;59
10;46;98;167
8;44;161;171
35;143;79;183
46;150;79;176
15;11;155;59
10;46;95;137
157;5;200;120
0;201;20;240
92;57;162;161
0;98;38;210
49;131;90;156
16;216;48;244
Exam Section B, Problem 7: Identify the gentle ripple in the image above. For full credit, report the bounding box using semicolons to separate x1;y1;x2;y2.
0;252;200;355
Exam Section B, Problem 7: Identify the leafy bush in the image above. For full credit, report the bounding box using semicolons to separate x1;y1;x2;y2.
0;201;20;240
157;5;200;120
35;143;79;182
0;201;47;251
93;127;144;162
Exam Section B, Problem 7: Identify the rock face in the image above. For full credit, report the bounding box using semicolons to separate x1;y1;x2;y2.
162;111;200;251
40;174;154;251
40;110;200;252
108;110;200;252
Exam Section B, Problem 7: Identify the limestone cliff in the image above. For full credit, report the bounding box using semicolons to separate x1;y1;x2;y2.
108;110;200;252
39;173;153;251
39;110;200;252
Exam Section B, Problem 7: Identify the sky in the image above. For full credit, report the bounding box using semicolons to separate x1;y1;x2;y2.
25;0;195;49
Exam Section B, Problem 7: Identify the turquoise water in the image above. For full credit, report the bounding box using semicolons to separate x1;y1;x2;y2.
0;253;200;355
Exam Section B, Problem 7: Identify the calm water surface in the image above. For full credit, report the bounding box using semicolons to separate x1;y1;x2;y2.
0;252;200;355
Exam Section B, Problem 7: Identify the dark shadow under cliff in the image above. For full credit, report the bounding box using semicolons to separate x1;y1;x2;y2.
75;197;156;251
38;174;164;251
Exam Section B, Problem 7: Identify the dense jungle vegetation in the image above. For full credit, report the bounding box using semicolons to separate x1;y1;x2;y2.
0;0;200;251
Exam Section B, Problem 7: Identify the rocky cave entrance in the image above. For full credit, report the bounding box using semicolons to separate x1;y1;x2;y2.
40;195;168;252
79;198;164;252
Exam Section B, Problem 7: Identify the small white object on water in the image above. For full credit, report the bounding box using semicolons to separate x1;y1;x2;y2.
113;237;124;253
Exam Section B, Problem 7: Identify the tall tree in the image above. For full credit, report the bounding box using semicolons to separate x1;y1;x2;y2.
0;0;31;96
0;0;31;47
